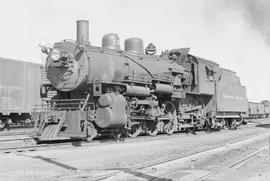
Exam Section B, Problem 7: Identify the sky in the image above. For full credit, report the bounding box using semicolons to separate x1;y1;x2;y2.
0;0;269;102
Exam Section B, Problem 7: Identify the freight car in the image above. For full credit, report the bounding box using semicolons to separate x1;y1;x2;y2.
248;102;264;119
261;100;270;118
33;20;249;141
248;101;270;119
0;57;41;129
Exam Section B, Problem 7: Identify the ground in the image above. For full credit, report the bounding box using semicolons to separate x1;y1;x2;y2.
0;119;270;181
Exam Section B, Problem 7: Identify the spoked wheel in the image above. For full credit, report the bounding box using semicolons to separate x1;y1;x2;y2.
163;101;177;135
164;117;175;135
125;122;141;138
146;121;158;136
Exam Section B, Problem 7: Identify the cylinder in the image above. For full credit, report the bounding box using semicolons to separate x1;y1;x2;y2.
154;84;173;94
124;38;144;54
99;94;112;107
95;93;127;128
76;20;89;44
125;85;150;97
102;33;121;50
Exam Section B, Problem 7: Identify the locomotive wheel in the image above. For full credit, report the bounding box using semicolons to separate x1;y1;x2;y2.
125;123;141;138
86;122;97;142
163;101;177;135
146;121;158;136
164;120;174;135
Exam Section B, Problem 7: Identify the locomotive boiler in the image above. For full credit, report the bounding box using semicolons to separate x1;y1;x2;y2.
34;20;248;141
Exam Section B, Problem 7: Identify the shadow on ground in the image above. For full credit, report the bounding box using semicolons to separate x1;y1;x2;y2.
21;154;172;180
256;124;270;128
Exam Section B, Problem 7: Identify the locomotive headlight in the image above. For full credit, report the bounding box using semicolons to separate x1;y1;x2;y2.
50;49;61;61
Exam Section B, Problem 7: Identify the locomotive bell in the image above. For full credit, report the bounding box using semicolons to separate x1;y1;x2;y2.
124;38;144;54
102;33;120;50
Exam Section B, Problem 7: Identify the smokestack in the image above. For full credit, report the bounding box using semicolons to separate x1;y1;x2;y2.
76;20;89;44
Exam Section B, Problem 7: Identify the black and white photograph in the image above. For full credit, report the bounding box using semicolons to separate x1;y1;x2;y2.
0;0;270;180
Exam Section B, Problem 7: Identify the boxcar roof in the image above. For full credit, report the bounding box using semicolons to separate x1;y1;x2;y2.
0;57;41;66
248;102;263;104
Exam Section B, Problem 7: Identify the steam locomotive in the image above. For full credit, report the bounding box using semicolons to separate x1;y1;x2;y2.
33;20;249;141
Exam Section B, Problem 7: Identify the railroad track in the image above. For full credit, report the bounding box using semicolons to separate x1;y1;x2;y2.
0;136;36;153
80;132;270;181
0;130;33;137
0;131;193;153
1;127;268;180
0;127;224;153
193;146;267;181
0;124;266;154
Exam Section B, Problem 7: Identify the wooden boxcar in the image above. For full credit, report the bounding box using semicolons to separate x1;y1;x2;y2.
0;57;41;126
248;102;265;119
261;100;270;117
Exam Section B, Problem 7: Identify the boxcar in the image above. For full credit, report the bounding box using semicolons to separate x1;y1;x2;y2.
261;100;270;117
248;102;265;119
0;57;41;126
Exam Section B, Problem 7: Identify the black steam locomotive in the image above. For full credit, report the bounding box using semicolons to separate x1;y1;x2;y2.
33;20;248;141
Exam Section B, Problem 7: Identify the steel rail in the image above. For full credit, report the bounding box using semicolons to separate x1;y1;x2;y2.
0;132;191;153
193;146;268;181
0;126;266;154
